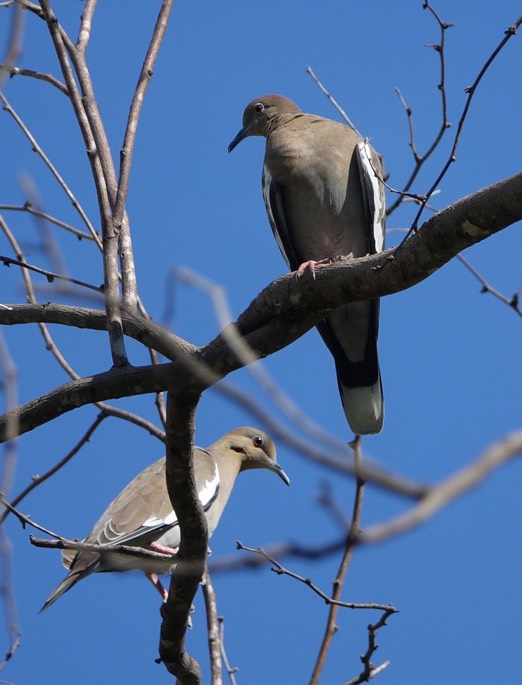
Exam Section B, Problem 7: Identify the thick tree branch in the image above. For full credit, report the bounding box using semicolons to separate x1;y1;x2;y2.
0;171;520;442
0;303;194;359
158;391;206;684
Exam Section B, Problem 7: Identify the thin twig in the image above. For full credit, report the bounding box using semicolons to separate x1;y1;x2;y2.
167;266;360;457
0;203;94;240
218;617;238;685
317;483;351;530
0;91;100;244
38;0;128;366
113;0;174;310
202;568;223;685
236;543;395;613
309;437;367;685
0;333;18;494
0;64;67;94
29;535;175;564
409;13;522;232
211;538;345;574
0;0;24;90
360;430;522;544
0;253;103;293
390;227;522;318
0;220;166;441
20;169;77;283
388;4;453;215
0;529;21;672
76;0;97;52
306;66;359;133
343;609;395;685
1;499;63;540
0;332;20;671
0;413;106;526
456;254;522;317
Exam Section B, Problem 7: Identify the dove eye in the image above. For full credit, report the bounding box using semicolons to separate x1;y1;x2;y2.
252;435;264;448
253;102;265;114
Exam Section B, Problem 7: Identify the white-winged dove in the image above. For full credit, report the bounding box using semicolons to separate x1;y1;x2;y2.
41;427;289;611
229;95;386;435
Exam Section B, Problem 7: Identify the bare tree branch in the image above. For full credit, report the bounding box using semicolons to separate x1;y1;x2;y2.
0;0;24;91
0;169;520;451
158;391;206;684
309;437;366;685
210;538;345;574
0;414;106;526
217;617;238;685
76;0;97;52
0;203;94;241
359;430;522;544
236;542;396;613
343;609;395;685
113;0;174;310
0;253;103;293
409;13;522;232
37;0;128;365
0;64;67;93
29;535;176;564
306;66;360;133
202;568;223;685
0;91;99;243
388;2;453;215
0;332;20;670
456;254;522;317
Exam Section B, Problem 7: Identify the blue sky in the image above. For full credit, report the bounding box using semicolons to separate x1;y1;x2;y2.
1;1;521;683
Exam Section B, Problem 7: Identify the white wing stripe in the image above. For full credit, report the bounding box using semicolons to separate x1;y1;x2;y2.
141;461;220;529
356;140;385;254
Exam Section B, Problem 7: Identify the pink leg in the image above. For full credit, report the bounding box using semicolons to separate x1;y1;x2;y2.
145;572;169;602
149;541;179;555
296;257;340;279
144;542;178;603
146;571;194;627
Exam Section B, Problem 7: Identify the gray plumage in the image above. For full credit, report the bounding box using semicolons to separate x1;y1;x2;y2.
229;95;385;435
41;427;289;611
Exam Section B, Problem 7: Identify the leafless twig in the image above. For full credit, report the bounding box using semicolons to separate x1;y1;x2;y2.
0;253;103;294
202;568;223;685
166;266;365;457
388;2;453;215
456;254;522;317
309;437;367;684
0;332;20;671
0;91;100;244
112;0;174;311
218;617;238;685
0;0;24;91
306;66;359;133
211;538;345;574
0;204;94;241
38;0;128;365
236;542;395;613
409;13;522;232
389;227;522;318
0;64;67;93
0;413;106;526
76;0;97;52
29;535;175;564
360;430;522;544
343;609;395;685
